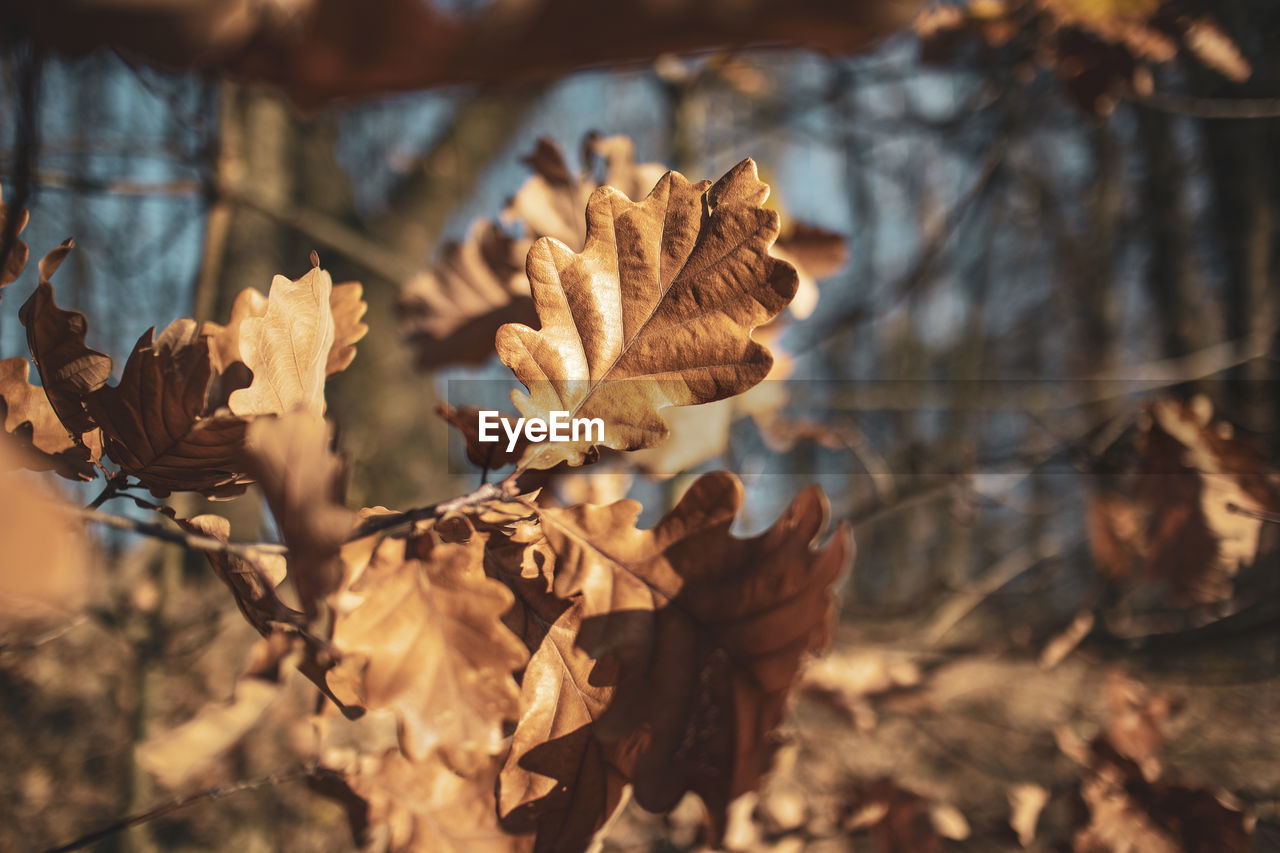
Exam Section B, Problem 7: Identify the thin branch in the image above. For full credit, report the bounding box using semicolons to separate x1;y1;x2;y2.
347;481;509;541
1135;91;1280;120
1228;503;1280;524
73;505;288;559
42;767;331;853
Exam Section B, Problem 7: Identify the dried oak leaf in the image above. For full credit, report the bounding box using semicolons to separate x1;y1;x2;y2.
229;263;337;418
19;240;112;436
534;471;850;836
0;185;30;289
398;221;535;369
242;411;355;615
502;135;669;252
1088;397;1279;607
0;356;99;480
497;159;798;469
84;322;250;497
179;514;294;636
327;530;526;773
327;281;370;376
465;512;638;851
321;749;527;853
498;598;643;853
437;403;530;471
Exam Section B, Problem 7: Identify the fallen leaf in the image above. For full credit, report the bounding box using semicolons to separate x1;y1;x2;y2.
0;356;99;480
497;159;798;469
229;263;336;418
84;324;250;497
534;470;850;835
18;241;112;436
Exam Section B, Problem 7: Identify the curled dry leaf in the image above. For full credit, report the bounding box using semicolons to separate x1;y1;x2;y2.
533;471;850;836
399;221;535;369
0;185;30;289
0;356;99;480
19;241;113;436
242;411;355;615
0;435;92;627
497;159;798;469
229;264;337;418
84;323;250;497
1088;397;1279;607
771;220;848;320
326;530;527;773
179;514;294;635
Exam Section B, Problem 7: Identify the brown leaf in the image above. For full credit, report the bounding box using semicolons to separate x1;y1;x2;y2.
202;285;269;373
179;514;295;635
437;403;530;471
327;281;369;376
0;356;99;480
498;598;641;852
242;411;355;614
18;242;113;436
397;136;682;372
229;264;336;418
327;530;526;773
84;325;250;497
497;159;798;469
772;221;848;320
320;749;528;853
0;185;30;289
503;135;668;252
534;471;850;835
398;221;535;369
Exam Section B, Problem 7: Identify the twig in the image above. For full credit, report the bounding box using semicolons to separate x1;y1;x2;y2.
347;481;508;541
73;506;288;559
1136;91;1280;120
1228;503;1280;524
42;767;330;853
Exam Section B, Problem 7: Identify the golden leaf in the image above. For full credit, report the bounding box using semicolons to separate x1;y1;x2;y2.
0;356;99;480
327;531;527;773
228;264;336;418
497;159;797;469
